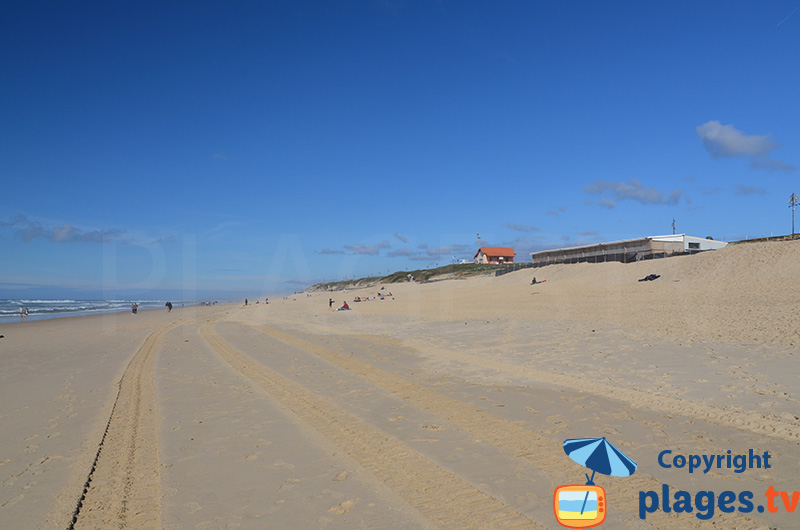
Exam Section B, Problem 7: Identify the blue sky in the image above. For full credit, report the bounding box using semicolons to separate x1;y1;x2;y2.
2;1;798;299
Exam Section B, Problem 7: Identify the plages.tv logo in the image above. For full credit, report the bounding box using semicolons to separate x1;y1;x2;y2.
554;437;638;529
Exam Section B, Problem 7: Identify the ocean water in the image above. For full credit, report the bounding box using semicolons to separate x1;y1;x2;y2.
557;490;599;520
0;299;194;323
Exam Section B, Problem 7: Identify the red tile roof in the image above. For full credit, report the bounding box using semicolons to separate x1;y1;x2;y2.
475;246;516;257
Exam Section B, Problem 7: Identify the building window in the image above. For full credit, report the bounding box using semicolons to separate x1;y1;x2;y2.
688;242;700;250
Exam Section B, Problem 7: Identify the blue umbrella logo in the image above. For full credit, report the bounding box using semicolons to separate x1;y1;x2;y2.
563;437;637;516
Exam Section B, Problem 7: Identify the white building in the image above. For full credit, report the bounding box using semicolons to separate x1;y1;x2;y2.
530;234;727;267
649;234;728;252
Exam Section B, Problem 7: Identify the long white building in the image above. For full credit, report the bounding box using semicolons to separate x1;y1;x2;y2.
530;234;727;267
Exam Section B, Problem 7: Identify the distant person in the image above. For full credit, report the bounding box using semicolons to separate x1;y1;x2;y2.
265;298;269;304
340;301;350;310
245;298;248;306
329;298;334;308
19;305;24;322
23;307;28;321
165;301;173;312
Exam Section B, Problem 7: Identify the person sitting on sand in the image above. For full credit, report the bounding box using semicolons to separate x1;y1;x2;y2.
340;301;350;310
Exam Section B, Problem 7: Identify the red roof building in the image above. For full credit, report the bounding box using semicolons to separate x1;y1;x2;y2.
474;246;516;264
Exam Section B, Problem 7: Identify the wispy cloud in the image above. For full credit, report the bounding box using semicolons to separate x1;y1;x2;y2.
387;248;415;257
413;244;470;260
583;179;683;205
384;242;473;261
315;248;345;255
212;152;230;160
1;214;129;244
777;5;800;27
749;159;796;172
505;222;540;233
734;185;767;196
342;241;391;255
701;186;723;196
393;232;408;243
598;198;617;209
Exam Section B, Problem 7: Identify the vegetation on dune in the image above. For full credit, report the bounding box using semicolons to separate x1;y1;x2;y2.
306;263;500;292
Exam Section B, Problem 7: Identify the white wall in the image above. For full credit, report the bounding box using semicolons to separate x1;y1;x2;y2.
651;234;727;251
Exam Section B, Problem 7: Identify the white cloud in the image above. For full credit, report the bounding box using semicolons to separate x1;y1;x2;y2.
749;159;796;172
393;232;408;243
735;185;767;196
583;179;683;205
696;120;778;158
505;222;540;233
387;248;415;257
343;244;381;255
2;214;128;243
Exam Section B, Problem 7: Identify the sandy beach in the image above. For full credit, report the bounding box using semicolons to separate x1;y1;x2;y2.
2;239;799;529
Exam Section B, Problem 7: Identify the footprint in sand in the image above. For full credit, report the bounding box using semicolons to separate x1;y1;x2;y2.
279;478;300;491
333;471;349;481
273;460;295;471
329;498;359;515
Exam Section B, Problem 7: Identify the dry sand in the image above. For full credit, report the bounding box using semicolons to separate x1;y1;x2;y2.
1;239;798;529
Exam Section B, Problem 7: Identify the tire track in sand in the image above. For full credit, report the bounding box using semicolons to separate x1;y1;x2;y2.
200;321;543;530
70;321;180;530
247;323;770;530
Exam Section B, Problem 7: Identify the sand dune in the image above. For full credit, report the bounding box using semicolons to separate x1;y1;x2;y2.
1;240;798;529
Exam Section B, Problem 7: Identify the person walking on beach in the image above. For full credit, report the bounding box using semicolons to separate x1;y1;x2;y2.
23;307;28;321
329;298;334;309
165;301;173;312
19;305;24;322
245;298;248;306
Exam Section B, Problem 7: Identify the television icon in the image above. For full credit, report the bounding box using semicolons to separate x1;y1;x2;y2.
553;484;606;528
